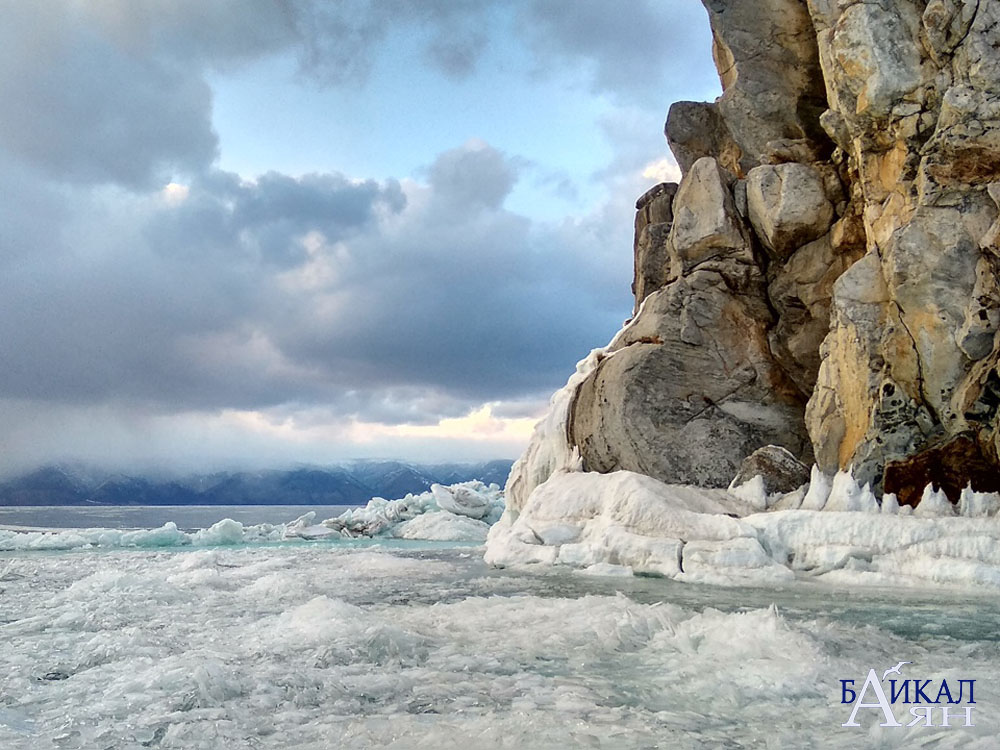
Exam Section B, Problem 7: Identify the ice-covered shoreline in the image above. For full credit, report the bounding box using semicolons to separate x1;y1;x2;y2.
9;465;1000;597
485;467;1000;591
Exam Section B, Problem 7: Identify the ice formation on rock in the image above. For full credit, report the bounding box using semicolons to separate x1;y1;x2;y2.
489;0;1000;588
486;469;1000;589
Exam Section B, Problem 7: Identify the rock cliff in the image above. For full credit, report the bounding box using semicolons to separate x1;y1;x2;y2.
514;0;1000;512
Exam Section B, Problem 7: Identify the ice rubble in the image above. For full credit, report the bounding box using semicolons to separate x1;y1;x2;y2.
320;481;503;542
485;468;1000;590
5;544;998;748
0;482;504;551
0;521;288;552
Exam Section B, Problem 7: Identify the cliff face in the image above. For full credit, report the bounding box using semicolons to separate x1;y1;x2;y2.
568;0;1000;504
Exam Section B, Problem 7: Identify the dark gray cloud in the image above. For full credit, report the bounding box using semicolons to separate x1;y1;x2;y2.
517;0;718;102
0;2;218;188
146;170;406;267
427;142;518;210
0;0;716;471
0;0;716;190
0;143;627;428
0;1;494;189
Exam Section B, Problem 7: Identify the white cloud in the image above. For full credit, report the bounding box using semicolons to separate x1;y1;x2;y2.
161;182;190;204
0;0;719;473
641;158;682;184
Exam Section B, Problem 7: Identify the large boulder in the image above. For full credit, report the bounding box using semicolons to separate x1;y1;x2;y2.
731;445;811;495
570;269;810;488
669;157;750;274
746;163;834;260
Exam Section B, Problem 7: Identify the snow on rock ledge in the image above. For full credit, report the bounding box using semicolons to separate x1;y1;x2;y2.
503;348;605;515
485;470;1000;590
503;303;663;515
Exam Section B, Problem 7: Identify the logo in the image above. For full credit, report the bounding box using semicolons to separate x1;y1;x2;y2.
840;662;975;728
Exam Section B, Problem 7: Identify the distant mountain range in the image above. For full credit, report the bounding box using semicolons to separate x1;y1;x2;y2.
0;460;513;506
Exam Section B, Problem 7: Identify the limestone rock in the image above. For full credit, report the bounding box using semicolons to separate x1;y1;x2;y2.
730;445;811;495
665;101;742;177
767;235;860;397
635;181;676;225
883;433;1000;508
761;138;829;165
958;255;1000;361
702;0;831;166
669;157;751;275
801;0;1000;489
632;182;678;312
512;0;1000;505
570;271;810;488
747;163;835;260
822;1;924;119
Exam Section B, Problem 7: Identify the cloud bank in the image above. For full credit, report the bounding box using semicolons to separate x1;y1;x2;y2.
0;0;716;475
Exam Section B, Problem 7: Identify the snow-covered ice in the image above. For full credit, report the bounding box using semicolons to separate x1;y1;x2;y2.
392;511;490;542
4;468;1000;746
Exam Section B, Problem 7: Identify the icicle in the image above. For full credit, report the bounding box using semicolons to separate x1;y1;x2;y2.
859;482;879;513
880;492;899;515
824;469;864;512
800;465;832;510
958;484;1000;517
913;484;954;517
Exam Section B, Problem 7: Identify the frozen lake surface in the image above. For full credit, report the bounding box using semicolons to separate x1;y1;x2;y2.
0;505;355;532
1;520;998;747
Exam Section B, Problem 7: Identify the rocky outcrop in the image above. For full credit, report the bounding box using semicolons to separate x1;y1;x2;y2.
552;0;1000;500
883;432;1000;508
570;266;811;487
632;182;677;312
731;445;811;495
803;0;1000;493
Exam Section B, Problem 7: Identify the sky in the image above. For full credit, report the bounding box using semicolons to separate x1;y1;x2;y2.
0;0;720;477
